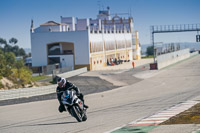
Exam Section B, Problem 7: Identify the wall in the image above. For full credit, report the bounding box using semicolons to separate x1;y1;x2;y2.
76;18;89;30
89;32;132;49
89;32;133;70
190;51;199;57
59;55;74;69
42;63;59;75
31;30;90;67
61;43;74;51
61;17;75;31
157;49;190;69
89;17;133;32
34;25;64;32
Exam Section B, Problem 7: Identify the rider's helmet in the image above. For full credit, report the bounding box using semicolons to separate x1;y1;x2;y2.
57;77;66;88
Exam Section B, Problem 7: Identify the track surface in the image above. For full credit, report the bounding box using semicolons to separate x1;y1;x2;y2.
0;55;200;133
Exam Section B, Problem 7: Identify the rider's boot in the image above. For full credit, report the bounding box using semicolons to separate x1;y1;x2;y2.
58;104;66;113
84;104;89;109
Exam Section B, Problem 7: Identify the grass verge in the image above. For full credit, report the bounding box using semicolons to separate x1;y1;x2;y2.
32;75;50;82
142;55;154;59
160;103;200;125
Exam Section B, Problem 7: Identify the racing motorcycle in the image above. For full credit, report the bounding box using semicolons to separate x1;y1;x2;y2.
60;89;87;122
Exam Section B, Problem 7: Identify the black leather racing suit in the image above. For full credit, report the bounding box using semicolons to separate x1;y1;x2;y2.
56;81;84;112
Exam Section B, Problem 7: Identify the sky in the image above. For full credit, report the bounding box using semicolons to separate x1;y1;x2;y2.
0;0;200;49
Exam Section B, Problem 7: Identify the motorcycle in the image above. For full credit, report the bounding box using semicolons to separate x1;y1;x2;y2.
60;89;87;122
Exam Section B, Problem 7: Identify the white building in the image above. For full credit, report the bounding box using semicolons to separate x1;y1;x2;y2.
30;9;141;71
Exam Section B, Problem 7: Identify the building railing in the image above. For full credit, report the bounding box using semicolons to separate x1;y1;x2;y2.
48;52;73;56
90;30;130;34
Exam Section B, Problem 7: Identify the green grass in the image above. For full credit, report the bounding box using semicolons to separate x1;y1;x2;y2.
142;55;154;59
32;75;50;81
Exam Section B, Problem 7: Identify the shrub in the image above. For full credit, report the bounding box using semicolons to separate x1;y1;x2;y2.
11;67;32;85
0;81;3;89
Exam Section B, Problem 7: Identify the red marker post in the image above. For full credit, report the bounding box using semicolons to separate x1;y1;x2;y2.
132;62;135;69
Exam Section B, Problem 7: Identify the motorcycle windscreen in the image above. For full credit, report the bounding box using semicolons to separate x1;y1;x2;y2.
62;91;73;105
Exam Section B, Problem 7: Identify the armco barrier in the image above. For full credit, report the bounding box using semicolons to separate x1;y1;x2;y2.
0;67;87;101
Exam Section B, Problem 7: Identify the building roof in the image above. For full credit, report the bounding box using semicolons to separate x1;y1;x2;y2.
40;21;67;26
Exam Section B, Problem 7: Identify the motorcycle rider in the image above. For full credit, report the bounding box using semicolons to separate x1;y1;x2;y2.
56;77;88;113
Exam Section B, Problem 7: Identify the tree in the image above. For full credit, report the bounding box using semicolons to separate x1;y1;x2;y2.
0;49;6;79
11;45;19;56
146;46;154;56
0;38;33;88
9;38;18;45
28;53;31;57
0;37;28;58
18;48;26;57
4;52;16;76
0;38;7;46
5;52;16;66
4;44;12;53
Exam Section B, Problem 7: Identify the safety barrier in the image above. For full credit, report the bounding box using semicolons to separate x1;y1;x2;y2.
190;51;199;57
56;67;87;78
0;85;57;101
0;67;87;101
157;49;199;69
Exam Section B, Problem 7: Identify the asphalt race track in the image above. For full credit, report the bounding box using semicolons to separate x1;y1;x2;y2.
0;55;200;133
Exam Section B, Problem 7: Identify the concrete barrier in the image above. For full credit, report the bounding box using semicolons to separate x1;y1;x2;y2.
157;49;190;69
190;51;199;57
156;49;199;70
0;67;87;101
56;67;87;78
0;85;57;101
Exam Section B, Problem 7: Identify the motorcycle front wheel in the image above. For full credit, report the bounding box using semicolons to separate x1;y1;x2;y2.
82;113;87;121
71;105;82;122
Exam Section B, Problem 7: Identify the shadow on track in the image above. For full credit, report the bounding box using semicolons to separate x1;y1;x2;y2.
0;121;77;131
22;121;77;127
33;121;77;126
